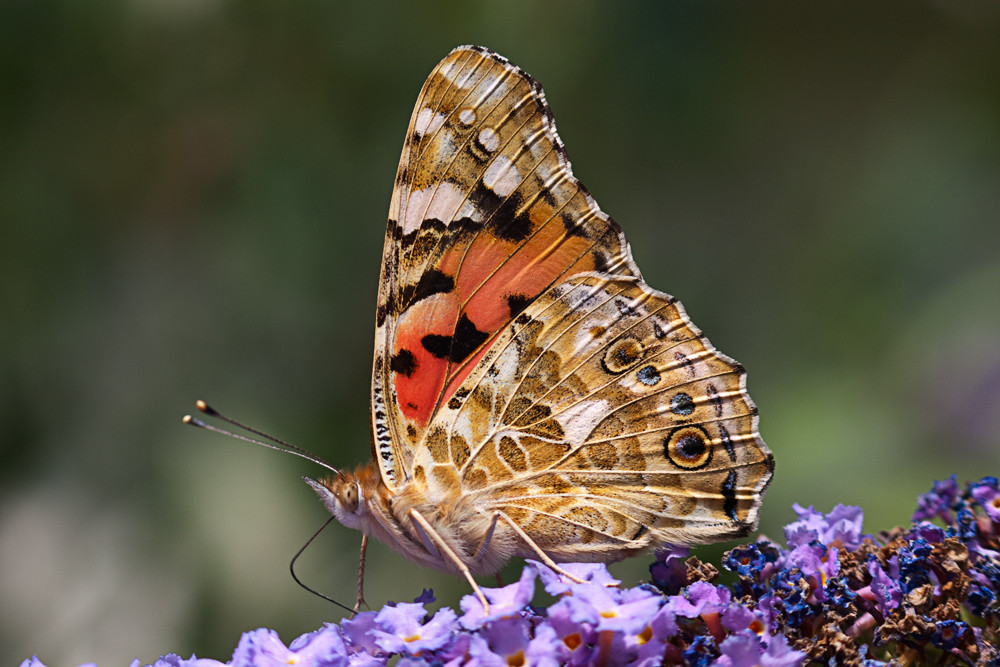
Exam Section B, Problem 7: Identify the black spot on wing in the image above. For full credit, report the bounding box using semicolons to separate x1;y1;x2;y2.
669;392;695;416
449;313;490;363
561;212;589;238
506;293;531;319
419;313;490;364
491;193;533;243
402;217;447;251
592;251;609;273
636;365;661;386
707;383;723;418
468;181;502;221
651;318;668;340
399;269;455;310
390;349;418;377
421;334;452;359
468;181;533;244
675;352;696;378
448;216;486;241
722;470;739;521
615;299;640;318
719;424;736;462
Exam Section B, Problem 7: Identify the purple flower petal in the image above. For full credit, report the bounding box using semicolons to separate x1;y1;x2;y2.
785;504;864;550
459;566;536;629
338;612;382;656
371;603;457;655
721;604;757;634
759;633;807;667
149;656;225;667
971;477;1000;521
912;475;960;523
715;632;763;667
228;627;348;667
860;557;902;617
529;560;619;596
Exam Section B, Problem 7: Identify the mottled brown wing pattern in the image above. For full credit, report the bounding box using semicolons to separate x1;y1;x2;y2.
372;46;641;488
410;274;772;559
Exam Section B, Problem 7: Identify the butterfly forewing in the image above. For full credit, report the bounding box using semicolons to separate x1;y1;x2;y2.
373;46;643;488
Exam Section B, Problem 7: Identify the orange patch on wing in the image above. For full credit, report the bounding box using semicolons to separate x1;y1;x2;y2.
461;219;596;334
392;292;458;426
405;201;603;421
436;245;464;278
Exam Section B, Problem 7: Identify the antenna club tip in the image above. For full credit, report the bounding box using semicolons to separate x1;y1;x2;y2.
195;400;216;415
183;415;208;428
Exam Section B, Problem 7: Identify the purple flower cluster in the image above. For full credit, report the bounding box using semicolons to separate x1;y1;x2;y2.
715;476;1000;665
20;477;1000;667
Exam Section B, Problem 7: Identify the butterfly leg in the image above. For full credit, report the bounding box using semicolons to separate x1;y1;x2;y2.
497;511;613;587
353;534;369;615
472;511;500;561
471;514;505;586
408;508;491;613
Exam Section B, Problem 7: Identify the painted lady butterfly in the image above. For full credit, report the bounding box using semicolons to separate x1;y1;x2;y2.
197;46;774;612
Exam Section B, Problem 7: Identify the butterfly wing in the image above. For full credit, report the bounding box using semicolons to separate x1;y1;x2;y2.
373;46;639;489
440;274;772;556
376;47;772;554
373;45;772;553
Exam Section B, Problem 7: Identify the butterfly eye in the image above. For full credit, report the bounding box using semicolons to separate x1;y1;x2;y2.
338;482;361;513
664;426;713;470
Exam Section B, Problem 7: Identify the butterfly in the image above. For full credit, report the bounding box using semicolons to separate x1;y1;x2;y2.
198;45;773;612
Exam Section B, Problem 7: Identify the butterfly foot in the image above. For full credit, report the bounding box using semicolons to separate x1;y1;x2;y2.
475;588;491;615
351;597;368;617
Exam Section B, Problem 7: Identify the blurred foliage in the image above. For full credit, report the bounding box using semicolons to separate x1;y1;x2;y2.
2;1;999;666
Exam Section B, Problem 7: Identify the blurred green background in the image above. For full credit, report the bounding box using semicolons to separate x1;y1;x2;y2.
2;1;999;665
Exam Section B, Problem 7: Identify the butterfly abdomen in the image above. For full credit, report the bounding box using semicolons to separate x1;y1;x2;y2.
388;477;516;576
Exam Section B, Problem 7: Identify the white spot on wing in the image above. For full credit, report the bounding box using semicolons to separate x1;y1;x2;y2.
459;109;476;125
483;156;521;197
478;128;499;153
491;343;522;387
438;59;458;83
554;400;609;447
401;182;482;235
414;107;446;137
439;59;478;90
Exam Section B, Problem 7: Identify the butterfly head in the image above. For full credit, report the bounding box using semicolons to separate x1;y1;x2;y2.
305;474;363;529
305;464;385;531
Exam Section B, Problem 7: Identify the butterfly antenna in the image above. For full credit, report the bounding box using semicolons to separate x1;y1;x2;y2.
290;515;357;614
183;400;340;474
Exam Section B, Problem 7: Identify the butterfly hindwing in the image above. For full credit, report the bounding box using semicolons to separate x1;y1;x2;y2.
420;274;772;555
